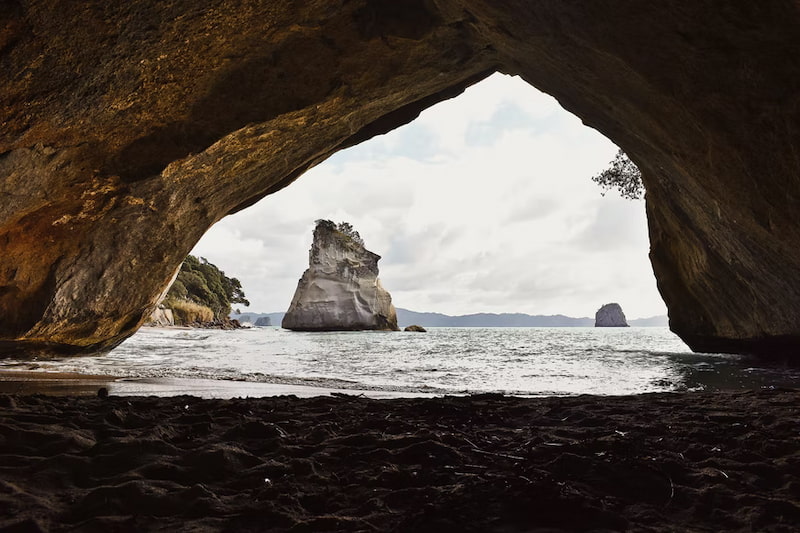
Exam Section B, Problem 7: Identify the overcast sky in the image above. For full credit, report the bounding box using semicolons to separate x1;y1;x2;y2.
191;73;668;319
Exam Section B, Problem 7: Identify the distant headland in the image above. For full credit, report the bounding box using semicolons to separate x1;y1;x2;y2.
233;309;669;328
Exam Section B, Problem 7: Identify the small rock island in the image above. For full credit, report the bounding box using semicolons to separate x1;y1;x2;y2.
254;317;272;327
595;303;629;327
282;220;400;331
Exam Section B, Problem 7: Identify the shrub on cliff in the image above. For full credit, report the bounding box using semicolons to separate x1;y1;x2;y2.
164;255;249;322
592;149;644;200
316;219;365;247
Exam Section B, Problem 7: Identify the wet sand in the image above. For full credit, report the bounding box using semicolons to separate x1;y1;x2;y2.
1;389;798;531
0;370;115;397
0;370;433;399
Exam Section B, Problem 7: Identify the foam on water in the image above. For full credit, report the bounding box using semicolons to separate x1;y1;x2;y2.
3;327;797;396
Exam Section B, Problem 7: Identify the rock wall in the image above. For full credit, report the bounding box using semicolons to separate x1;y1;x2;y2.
282;221;399;331
145;308;175;328
1;2;800;356
595;304;629;328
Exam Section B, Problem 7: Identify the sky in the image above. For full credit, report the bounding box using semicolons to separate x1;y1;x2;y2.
191;73;668;319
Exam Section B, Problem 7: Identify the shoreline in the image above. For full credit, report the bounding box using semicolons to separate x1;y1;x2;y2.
0;369;117;397
1;389;797;531
0;369;437;399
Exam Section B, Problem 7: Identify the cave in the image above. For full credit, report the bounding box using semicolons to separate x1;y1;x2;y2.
1;1;800;357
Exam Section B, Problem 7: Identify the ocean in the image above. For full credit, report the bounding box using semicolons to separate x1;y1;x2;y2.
4;326;797;396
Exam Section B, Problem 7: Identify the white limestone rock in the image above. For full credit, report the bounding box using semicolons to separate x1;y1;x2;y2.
145;307;174;327
282;220;399;331
595;303;629;327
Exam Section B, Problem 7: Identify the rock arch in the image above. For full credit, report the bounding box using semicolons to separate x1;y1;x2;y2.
2;1;800;356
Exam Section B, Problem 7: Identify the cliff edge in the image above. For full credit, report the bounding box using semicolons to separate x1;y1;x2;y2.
282;221;399;331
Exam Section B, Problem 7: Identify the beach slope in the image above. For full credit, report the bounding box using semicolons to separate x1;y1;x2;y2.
1;391;798;531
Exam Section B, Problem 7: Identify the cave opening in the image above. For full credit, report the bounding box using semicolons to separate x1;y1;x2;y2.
4;2;797;359
191;73;666;324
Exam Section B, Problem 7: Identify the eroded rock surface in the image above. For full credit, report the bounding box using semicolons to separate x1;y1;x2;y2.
595;304;628;328
145;308;175;328
2;2;800;355
282;220;398;332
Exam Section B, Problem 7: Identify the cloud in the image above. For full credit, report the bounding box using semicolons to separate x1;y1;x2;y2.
191;73;668;320
570;194;649;252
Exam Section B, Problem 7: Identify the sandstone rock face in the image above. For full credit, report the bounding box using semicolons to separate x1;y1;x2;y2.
595;304;629;328
282;221;399;332
2;2;800;356
254;317;272;327
404;325;427;333
145;308;175;328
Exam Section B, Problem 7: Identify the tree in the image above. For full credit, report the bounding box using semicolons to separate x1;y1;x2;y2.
222;275;250;309
314;219;365;247
592;149;644;200
337;221;364;247
164;255;249;320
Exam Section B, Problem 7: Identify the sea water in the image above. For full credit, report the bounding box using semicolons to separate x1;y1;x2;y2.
4;327;797;396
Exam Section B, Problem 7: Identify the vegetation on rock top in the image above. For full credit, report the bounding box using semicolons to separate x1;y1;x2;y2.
315;219;365;247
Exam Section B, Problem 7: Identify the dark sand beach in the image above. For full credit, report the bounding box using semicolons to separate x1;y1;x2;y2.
1;389;799;532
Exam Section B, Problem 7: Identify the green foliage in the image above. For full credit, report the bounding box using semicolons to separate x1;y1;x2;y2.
169;279;188;300
592;149;644;200
165;255;249;320
315;219;365;247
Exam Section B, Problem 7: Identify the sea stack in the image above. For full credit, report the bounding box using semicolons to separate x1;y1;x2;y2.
282;220;399;331
254;317;272;327
595;303;629;327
